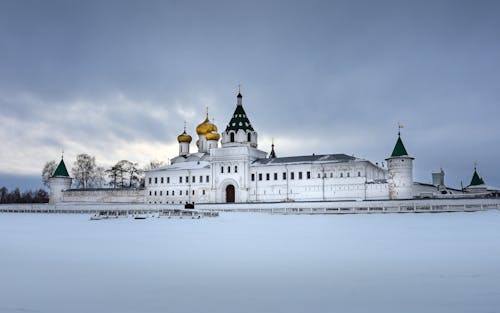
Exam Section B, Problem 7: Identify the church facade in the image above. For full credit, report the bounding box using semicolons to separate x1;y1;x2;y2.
144;91;414;204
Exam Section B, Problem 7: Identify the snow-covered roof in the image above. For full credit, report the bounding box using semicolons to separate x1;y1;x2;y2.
252;154;357;165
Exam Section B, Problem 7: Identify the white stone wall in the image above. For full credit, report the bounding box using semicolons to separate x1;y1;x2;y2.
62;188;144;203
145;165;211;204
248;160;388;202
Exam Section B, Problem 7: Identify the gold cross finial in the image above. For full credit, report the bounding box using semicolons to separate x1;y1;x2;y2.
238;83;241;94
61;149;64;160
397;122;404;136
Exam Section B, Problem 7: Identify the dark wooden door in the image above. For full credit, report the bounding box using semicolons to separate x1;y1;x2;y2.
226;185;235;203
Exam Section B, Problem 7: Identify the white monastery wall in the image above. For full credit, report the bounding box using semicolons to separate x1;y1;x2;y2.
62;188;144;203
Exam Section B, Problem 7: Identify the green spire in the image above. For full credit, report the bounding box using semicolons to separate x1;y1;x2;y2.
269;142;276;159
225;92;255;132
391;134;409;157
52;158;69;177
469;167;485;186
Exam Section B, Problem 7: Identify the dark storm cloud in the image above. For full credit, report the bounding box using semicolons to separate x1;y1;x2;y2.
1;0;499;189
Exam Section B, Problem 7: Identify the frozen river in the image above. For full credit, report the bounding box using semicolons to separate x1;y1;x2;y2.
1;211;499;313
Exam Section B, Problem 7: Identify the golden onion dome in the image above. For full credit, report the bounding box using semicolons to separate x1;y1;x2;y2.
206;132;220;141
196;115;218;135
177;130;192;143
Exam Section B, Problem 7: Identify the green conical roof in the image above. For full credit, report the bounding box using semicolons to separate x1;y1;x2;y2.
225;94;254;132
469;169;485;186
52;159;69;177
391;135;409;157
269;144;276;158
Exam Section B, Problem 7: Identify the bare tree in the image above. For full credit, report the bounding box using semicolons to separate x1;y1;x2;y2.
144;160;165;171
71;154;104;189
41;160;57;187
106;160;143;188
106;165;120;188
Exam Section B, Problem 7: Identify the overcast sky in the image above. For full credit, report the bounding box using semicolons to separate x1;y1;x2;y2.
1;0;499;190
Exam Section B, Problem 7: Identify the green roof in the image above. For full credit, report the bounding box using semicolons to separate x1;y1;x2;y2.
391;135;409;157
52;159;69;177
269;144;276;158
225;100;254;132
469;169;485;186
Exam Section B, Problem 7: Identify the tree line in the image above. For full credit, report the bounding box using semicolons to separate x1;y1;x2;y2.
42;153;165;190
0;187;49;204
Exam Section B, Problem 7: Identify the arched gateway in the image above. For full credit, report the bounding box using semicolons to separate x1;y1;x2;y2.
225;184;235;203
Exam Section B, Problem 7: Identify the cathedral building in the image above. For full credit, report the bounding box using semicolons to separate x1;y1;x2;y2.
144;91;415;204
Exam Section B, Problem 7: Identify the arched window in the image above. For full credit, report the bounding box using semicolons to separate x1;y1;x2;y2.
228;166;231;173
235;166;238;173
247;132;251;142
230;132;235;142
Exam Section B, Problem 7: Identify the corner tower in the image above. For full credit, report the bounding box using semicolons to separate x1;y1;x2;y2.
49;156;72;204
385;129;414;199
221;89;258;148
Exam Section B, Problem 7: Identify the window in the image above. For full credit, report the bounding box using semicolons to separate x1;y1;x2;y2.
179;176;183;183
200;176;203;183
259;173;262;181
247;132;251;142
230;132;235;142
154;191;157;196
166;191;169;196
148;177;152;184
221;166;224;173
192;190;194;195
330;173;333;178
291;172;295;180
206;175;210;182
185;190;188;195
160;191;163;196
358;171;361;177
283;172;287;180
202;190;206;195
235;166;238;173
167;177;170;184
172;191;175;196
251;173;255;181
228;166;231;173
149;191;152;196
186;176;189;182
307;171;311;179
192;176;195;183
274;173;278;180
180;190;182;195
161;177;164;184
340;173;343;178
266;173;270;180
155;177;158;184
347;173;350;177
299;172;302;179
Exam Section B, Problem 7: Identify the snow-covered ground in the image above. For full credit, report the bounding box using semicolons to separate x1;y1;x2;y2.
1;211;499;313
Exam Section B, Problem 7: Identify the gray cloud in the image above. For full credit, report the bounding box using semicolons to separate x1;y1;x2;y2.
1;0;499;190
